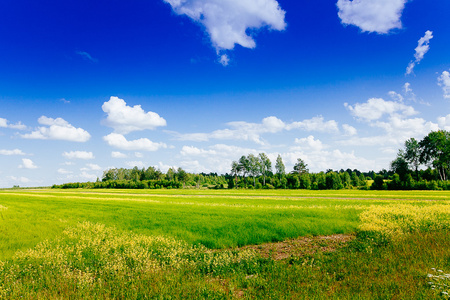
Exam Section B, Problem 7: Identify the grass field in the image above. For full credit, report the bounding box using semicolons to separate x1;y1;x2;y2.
1;188;450;299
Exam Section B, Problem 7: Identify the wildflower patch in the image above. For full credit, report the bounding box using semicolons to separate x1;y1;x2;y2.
359;204;450;238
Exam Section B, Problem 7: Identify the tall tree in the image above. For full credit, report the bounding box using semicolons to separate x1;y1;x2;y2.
390;150;410;181
404;138;421;180
258;153;272;186
230;161;240;189
247;154;260;187
238;155;250;182
292;158;309;175
420;130;450;181
275;154;285;179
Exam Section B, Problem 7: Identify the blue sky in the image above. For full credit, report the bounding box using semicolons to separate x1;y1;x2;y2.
1;0;450;187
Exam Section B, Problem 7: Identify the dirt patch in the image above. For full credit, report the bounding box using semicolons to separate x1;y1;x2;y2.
239;234;355;260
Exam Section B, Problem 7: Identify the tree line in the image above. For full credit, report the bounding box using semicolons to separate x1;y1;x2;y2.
52;130;450;191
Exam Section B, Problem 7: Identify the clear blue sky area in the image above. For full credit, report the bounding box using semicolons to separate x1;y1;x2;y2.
1;0;449;187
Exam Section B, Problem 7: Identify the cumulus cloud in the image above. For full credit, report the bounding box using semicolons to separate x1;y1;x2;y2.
103;133;167;151
7;176;31;184
438;114;450;130
345;98;417;121
62;151;95;160
21;116;91;142
102;96;166;134
0;149;26;156
19;158;37;169
438;70;450;99
164;0;286;63
111;151;127;158
57;168;73;175
286;116;339;133
292;135;326;151
0;117;27;130
174;116;286;145
180;143;258;173
342;124;357;136
406;31;433;75
85;163;102;171
337;0;406;34
174;116;340;145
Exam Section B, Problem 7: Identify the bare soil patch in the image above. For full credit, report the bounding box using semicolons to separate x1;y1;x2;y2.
239;234;355;260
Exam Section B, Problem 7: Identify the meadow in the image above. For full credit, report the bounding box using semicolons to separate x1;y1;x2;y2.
1;188;450;299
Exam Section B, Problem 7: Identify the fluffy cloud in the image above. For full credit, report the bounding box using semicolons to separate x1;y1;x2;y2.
164;0;286;63
7;176;31;184
62;151;95;160
286;116;339;133
174;116;286;145
438;70;450;99
406;31;433;75
0;117;27;130
337;0;406;34
292;135;326;151
345;98;417;121
19;158;37;169
102;96;166;134
103;133;167;151
0;149;26;156
438;114;450;130
111;151;127;158
21;116;90;142
342;124;357;136
57;168;73;175
85;164;102;171
175;116;339;145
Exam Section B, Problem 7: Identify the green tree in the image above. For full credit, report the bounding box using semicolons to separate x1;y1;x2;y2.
247;154;260;187
230;161;240;189
420;130;450;181
275;154;285;179
390;150;410;181
404;137;421;180
292;158;309;175
238;155;250;182
258;153;272;186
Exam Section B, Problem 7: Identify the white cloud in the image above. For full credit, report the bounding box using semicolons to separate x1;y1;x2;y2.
175;115;340;145
406;30;433;75
79;171;98;181
111;151;127;158
19;158;37;169
103;133;167;151
342;124;357;136
164;0;286;63
57;168;73;175
102;96;167;134
0;149;26;156
388;91;404;102
337;0;406;34
125;161;146;168
345;98;417;121
0;117;27;130
86;163;102;171
292;135;326;151
438;114;450;130
134;152;144;158
7;176;31;184
438;70;450;99
76;51;98;63
62;151;95;160
219;54;230;66
174;116;286;145
286;116;339;133
21;116;90;142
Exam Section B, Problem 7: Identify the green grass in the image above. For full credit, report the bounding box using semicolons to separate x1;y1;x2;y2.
1;188;450;299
